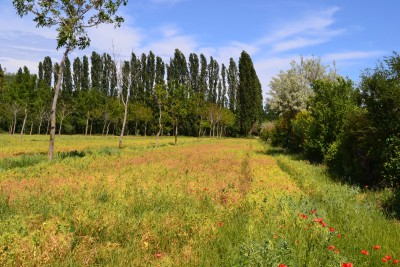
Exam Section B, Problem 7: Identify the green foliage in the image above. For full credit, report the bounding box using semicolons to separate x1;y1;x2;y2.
13;0;128;51
304;78;356;162
237;51;263;136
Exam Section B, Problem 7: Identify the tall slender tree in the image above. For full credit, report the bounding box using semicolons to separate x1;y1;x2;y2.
81;55;90;91
13;0;127;160
237;51;263;135
73;57;82;92
227;58;238;112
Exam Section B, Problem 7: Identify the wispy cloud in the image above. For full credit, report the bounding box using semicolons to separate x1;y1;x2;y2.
324;51;385;62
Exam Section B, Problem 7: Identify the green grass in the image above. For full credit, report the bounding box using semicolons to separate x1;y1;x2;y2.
0;134;399;266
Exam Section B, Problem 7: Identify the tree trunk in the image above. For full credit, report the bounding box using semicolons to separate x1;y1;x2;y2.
20;107;28;140
102;120;107;136
144;122;147;137
106;121;111;136
58;118;64;135
38;116;43;135
46;119;50;135
12;113;17;135
119;98;129;148
30;122;33;135
49;47;69;160
174;120;178;145
156;105;162;148
135;121;138;136
198;116;202;140
90;120;93;136
85;112;89;137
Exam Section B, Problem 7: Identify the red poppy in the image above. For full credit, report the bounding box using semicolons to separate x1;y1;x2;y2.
329;227;335;232
280;225;284;229
342;263;353;267
155;253;162;259
373;245;380;250
361;250;369;255
311;209;316;214
337;234;342;238
321;221;328;227
393;259;400;264
204;188;209;191
334;249;340;254
302;214;308;219
383;258;388;263
273;234;278;239
314;218;323;223
218;221;223;226
327;245;335;250
278;264;287;267
386;255;393;260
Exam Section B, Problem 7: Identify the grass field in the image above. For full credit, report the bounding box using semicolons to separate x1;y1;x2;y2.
0;134;399;266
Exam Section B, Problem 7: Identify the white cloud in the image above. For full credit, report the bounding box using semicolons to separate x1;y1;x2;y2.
272;38;328;53
257;6;344;53
323;51;385;62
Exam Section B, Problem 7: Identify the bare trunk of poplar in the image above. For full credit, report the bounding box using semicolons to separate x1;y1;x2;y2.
156;103;162;148
12;113;17;135
20;107;27;140
58;118;64;135
119;97;129;148
174;120;178;145
49;47;69;160
106;121;111;136
30;122;33;135
46;119;50;135
85;112;89;137
198;116;202;140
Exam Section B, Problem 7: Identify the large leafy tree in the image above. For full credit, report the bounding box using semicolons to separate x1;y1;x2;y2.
267;56;335;119
237;51;263;136
13;0;127;160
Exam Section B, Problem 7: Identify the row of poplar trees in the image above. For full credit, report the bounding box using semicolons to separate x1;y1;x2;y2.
0;49;263;140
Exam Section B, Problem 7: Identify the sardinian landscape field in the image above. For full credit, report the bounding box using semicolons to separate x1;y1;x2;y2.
0;135;399;266
1;0;400;266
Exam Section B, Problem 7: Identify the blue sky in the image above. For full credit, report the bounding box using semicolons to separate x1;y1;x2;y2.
0;0;398;97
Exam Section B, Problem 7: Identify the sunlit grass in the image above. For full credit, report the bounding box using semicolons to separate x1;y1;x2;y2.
0;135;399;266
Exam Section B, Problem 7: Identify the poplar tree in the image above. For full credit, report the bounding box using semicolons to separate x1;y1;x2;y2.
207;57;219;103
199;54;208;100
227;58;238;112
62;57;73;100
43;56;53;88
189;53;199;93
81;56;90;91
91;51;103;91
73;57;82;92
13;0;127;160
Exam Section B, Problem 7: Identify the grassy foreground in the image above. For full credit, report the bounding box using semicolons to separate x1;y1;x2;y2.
0;135;399;266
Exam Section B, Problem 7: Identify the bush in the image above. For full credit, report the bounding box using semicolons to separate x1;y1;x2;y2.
259;122;275;142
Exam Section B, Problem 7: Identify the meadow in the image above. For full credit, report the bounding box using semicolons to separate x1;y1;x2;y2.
0;134;399;266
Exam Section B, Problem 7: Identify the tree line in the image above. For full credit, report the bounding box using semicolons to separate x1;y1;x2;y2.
0;49;263;141
263;53;400;188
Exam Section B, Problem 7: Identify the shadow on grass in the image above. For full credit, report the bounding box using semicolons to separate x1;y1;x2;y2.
382;189;400;220
0;154;46;170
57;150;87;159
